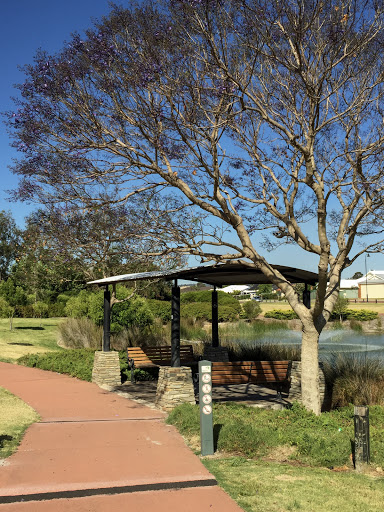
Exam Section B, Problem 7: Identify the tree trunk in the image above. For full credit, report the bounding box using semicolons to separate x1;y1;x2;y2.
301;326;321;415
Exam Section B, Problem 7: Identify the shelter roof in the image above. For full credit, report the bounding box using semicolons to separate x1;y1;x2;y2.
87;262;318;287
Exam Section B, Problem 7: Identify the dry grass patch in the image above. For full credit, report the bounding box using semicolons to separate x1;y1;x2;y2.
0;387;40;459
0;318;62;362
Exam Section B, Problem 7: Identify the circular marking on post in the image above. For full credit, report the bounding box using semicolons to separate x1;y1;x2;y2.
202;373;211;383
202;383;211;394
202;394;212;405
202;404;212;415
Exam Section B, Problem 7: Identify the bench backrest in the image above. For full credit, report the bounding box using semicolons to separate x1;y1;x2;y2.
127;345;195;366
211;360;290;385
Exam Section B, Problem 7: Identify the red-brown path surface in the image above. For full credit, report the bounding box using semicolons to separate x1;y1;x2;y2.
0;363;244;511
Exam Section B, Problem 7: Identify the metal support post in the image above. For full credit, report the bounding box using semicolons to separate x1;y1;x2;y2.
171;280;180;367
103;285;111;352
303;283;311;309
354;405;370;471
212;287;219;348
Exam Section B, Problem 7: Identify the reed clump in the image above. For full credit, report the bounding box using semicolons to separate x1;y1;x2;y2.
323;353;384;408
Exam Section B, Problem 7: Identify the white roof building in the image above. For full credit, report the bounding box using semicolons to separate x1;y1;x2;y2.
221;284;252;294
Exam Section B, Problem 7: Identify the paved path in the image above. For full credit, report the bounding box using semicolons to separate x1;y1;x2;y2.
0;363;243;511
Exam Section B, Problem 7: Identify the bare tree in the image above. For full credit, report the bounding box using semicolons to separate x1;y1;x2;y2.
6;0;384;413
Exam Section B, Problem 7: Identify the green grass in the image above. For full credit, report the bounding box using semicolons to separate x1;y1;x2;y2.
0;318;63;363
167;402;384;468
203;458;384;512
168;402;384;511
0;387;40;459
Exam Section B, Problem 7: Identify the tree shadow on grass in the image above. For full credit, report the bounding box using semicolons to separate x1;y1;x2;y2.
14;327;44;331
0;435;13;449
7;342;33;346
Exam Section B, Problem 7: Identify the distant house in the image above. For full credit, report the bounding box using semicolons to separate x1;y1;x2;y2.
356;271;384;300
339;279;359;299
221;284;259;298
339;271;384;300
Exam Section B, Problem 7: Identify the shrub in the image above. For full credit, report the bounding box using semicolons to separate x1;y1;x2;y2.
181;302;212;321
18;349;96;382
331;297;349;321
14;304;35;318
0;297;14;318
241;300;262;321
323;354;384;408
181;290;239;306
147;299;172;323
112;296;154;330
57;318;102;349
181;302;241;322
64;290;90;319
225;340;301;361
264;309;298;320
345;309;378;321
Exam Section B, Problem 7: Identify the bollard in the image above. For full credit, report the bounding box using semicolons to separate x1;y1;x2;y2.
354;405;370;471
199;360;214;456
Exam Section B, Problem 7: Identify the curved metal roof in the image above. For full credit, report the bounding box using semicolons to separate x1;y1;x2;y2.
87;262;318;287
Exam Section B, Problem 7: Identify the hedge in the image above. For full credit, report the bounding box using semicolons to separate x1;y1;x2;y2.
264;309;299;320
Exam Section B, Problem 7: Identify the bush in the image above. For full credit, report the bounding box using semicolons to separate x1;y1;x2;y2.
323;354;384;408
181;301;241;322
18;349;96;382
64;290;90;319
344;309;378;321
264;309;298;320
181;290;240;306
241;300;262;321
147;299;172;323
112;296;154;330
225;340;301;361
57;318;102;349
18;348;157;384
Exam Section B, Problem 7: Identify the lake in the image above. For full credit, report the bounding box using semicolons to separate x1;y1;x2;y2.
253;329;384;360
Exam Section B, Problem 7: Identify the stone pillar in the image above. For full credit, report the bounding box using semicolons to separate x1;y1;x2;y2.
203;346;229;362
287;361;327;409
155;366;196;412
92;351;121;387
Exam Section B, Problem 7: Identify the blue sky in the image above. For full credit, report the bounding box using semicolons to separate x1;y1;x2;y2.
0;0;381;277
0;0;112;224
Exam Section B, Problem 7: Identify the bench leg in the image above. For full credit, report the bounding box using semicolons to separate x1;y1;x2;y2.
128;359;136;384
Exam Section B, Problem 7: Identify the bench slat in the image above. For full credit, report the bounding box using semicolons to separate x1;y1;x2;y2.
127;345;195;368
211;360;290;386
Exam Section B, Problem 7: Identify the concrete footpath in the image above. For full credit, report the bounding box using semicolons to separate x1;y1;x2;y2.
0;363;243;511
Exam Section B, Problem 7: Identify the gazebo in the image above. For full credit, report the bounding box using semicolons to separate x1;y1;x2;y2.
88;261;318;364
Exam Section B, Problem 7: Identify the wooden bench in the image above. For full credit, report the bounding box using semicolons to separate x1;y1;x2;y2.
211;360;291;395
127;345;196;382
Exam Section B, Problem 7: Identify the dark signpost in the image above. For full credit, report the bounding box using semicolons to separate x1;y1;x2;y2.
199;360;214;456
354;405;370;471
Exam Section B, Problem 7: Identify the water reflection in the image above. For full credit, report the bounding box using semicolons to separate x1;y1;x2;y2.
251;329;384;359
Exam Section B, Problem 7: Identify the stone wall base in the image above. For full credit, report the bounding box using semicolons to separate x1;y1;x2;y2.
155;366;196;412
203;346;229;362
288;361;328;410
92;351;121;387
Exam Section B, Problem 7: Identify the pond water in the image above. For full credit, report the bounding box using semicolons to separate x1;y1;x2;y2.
249;329;384;360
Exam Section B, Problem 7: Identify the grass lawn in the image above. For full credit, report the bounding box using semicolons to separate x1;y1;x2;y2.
0;317;63;363
0;387;39;459
203;457;384;512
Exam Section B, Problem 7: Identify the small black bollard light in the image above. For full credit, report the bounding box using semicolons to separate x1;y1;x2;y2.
354;405;370;471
